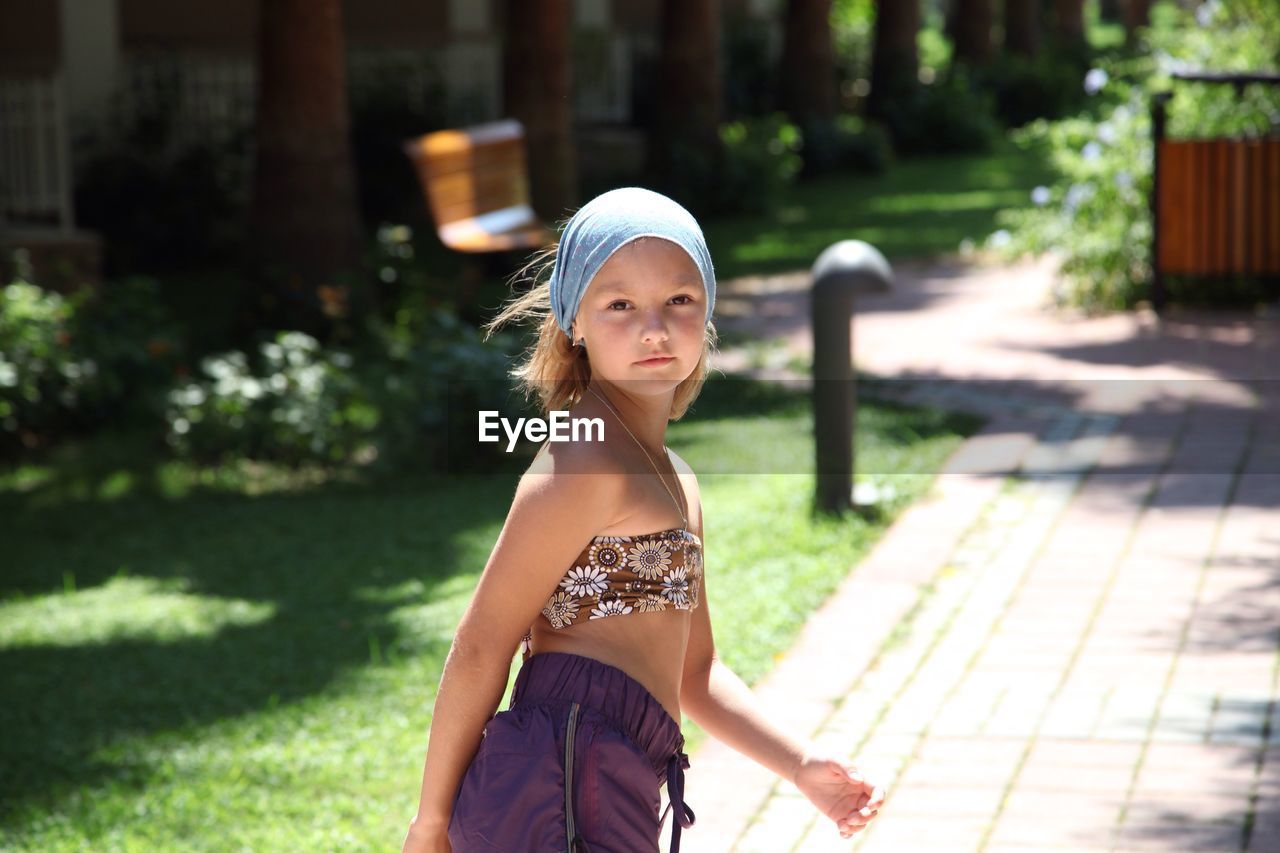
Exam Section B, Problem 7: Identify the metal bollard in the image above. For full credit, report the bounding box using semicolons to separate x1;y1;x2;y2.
810;240;893;515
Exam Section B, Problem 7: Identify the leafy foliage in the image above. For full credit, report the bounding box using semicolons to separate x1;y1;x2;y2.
996;0;1280;311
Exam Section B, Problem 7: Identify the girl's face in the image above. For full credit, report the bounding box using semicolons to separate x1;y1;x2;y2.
572;237;706;394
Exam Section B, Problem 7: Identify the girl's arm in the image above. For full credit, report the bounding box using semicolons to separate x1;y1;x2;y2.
678;517;885;840
679;569;810;783
406;460;624;829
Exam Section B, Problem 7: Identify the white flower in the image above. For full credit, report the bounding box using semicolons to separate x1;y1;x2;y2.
1115;170;1133;190
636;593;668;613
0;359;15;388
240;378;264;400
1063;183;1095;216
589;598;633;619
561;565;609;598
541;591;580;628
1083;68;1109;95
1031;186;1051;206
661;567;691;607
626;540;673;581
987;229;1012;250
1081;141;1102;162
1097;123;1117;145
1196;1;1219;27
1111;105;1132;125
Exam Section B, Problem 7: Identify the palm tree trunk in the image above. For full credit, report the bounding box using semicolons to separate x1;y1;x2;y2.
867;0;919;121
1004;0;1040;57
1054;0;1085;47
646;0;723;193
249;0;365;338
1124;0;1152;44
778;0;837;123
952;0;994;68
502;0;576;220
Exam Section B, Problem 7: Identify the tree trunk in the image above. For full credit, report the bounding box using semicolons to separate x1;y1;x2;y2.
1004;0;1040;57
1054;0;1085;47
867;0;920;121
778;0;837;123
249;0;366;339
1124;0;1152;43
502;0;576;221
646;0;723;192
952;0;994;68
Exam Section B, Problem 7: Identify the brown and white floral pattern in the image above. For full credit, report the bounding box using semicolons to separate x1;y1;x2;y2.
535;528;703;631
587;540;627;572
560;564;609;598
541;590;581;629
661;565;691;607
627;539;673;581
636;593;668;613
590;598;634;619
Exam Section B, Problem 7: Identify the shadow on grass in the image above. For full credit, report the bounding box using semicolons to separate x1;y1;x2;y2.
0;444;524;820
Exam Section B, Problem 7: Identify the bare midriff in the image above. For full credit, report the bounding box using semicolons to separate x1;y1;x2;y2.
528;608;691;725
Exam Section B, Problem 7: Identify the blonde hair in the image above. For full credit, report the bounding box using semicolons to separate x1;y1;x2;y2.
481;237;719;421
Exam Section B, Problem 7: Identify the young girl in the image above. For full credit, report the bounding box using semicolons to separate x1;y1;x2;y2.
402;187;884;852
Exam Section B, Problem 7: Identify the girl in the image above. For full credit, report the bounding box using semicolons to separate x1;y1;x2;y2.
402;187;884;852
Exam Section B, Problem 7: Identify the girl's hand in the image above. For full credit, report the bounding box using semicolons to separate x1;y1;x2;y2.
401;815;451;853
791;750;886;840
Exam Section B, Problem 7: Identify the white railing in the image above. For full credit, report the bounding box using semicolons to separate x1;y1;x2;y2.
441;39;502;125
574;33;633;124
119;51;257;149
0;71;73;231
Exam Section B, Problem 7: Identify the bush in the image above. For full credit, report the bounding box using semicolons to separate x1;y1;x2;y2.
796;114;894;178
996;0;1280;311
977;51;1092;128
163;306;524;471
874;72;1000;156
164;331;378;467
664;113;803;218
0;278;185;456
0;282;93;452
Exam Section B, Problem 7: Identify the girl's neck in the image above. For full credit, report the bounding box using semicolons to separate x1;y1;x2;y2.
583;380;671;459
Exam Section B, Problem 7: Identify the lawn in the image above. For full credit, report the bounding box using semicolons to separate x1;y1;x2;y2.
1;378;980;849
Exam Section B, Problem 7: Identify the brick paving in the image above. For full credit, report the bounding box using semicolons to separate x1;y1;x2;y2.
669;255;1280;852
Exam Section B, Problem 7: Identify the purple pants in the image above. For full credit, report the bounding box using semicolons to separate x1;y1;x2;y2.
448;651;696;852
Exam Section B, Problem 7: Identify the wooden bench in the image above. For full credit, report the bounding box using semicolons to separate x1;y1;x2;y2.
402;119;557;254
1150;71;1280;312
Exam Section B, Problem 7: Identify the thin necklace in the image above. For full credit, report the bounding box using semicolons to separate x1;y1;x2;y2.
586;385;688;530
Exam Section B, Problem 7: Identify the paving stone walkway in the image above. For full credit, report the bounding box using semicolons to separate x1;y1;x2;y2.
669;255;1280;852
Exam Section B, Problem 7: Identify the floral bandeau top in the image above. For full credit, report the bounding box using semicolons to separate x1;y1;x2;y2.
520;526;703;656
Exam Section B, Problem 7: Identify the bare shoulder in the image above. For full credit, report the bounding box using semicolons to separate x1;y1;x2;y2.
666;447;703;539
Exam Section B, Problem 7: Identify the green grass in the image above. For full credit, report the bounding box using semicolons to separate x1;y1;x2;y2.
1;378;980;849
702;135;1055;280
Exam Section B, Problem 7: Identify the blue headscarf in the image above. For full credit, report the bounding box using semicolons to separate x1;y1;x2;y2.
548;187;716;342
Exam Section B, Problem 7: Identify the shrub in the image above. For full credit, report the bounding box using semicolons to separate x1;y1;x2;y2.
0;277;184;455
874;72;1000;155
976;50;1092;128
164;331;380;467
796;114;894;178
665;113;803;218
996;0;1280;311
0;282;93;452
163;307;524;471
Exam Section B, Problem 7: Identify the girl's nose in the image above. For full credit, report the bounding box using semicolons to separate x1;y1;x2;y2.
639;309;671;342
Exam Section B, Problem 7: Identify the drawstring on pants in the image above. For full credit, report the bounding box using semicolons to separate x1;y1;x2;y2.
659;747;695;853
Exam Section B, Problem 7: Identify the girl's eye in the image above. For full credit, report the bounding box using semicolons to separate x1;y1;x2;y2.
608;296;694;310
